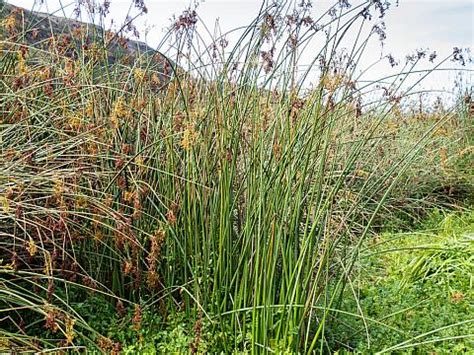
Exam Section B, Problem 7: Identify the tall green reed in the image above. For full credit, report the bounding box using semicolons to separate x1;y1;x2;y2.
0;0;472;352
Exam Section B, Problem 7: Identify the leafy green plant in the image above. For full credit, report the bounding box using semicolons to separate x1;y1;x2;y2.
335;210;474;353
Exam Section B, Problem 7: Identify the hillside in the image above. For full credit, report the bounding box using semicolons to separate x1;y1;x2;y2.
0;1;170;72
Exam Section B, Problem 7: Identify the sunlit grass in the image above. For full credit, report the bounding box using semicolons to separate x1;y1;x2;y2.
335;210;474;353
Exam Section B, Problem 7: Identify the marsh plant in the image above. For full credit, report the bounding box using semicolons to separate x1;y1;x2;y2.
0;0;472;352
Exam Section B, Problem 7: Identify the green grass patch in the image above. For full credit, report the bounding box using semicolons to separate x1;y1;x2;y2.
335;210;474;353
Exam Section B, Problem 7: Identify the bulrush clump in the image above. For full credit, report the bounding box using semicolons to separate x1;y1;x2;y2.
465;94;474;115
65;317;75;345
260;47;275;74
189;312;202;354
97;337;114;352
44;309;59;333
109;96;129;129
166;208;176;224
146;229;166;289
0;0;472;352
116;300;126;317
180;124;199;150
132;304;142;331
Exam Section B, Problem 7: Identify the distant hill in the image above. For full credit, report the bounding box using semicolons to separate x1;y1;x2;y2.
0;1;170;75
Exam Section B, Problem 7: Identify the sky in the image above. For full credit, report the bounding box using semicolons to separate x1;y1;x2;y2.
6;0;474;98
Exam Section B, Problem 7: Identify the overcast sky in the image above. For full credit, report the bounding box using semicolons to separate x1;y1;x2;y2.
7;0;474;96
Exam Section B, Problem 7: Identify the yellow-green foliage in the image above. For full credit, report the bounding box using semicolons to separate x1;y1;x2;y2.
336;210;474;353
